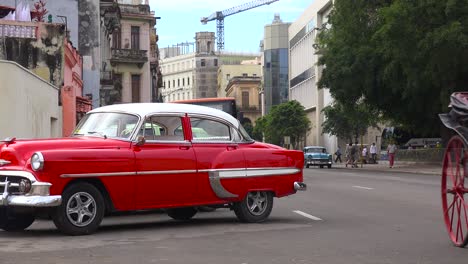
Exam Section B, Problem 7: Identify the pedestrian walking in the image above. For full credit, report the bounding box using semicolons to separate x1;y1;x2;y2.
362;146;368;164
345;142;352;167
387;142;397;168
334;146;342;163
351;142;359;168
370;142;377;163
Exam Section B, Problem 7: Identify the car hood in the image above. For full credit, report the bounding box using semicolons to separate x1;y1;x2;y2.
0;137;132;168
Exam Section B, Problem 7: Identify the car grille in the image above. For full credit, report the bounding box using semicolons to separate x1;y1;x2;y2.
0;175;31;195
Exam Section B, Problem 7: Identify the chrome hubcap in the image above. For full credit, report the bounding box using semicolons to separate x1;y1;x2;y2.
246;191;268;216
66;192;97;227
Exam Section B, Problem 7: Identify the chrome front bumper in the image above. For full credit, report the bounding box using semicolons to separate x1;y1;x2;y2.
294;182;307;191
0;173;62;207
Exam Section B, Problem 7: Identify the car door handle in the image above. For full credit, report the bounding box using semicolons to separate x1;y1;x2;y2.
179;146;190;150
227;145;237;151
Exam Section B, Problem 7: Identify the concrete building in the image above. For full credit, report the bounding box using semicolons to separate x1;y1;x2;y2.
289;0;333;150
100;0;156;105
161;32;218;102
0;16;91;138
62;40;92;137
217;63;262;98
160;32;261;103
263;14;290;114
225;76;262;124
0;60;61;138
289;0;382;152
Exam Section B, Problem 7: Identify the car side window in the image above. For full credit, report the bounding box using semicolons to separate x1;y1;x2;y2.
138;115;184;141
190;118;231;142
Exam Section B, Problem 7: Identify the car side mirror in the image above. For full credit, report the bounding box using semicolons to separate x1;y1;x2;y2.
135;136;146;146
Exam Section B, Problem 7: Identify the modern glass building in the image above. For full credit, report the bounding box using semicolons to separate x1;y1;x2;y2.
263;14;291;114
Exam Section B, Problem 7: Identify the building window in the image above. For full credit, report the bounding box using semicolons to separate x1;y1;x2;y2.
112;28;121;49
253;74;257;77
226;74;230;80
168;80;170;88
173;80;175;87
187;77;190;86
242;91;249;108
182;78;185;86
201;59;206;67
131;75;141;103
131;26;140;50
214;59;218;67
178;79;180;87
242;73;248;77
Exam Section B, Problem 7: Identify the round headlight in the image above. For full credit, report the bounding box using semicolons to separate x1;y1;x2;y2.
31;152;44;171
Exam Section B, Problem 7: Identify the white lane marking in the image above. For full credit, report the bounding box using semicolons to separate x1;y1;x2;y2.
352;185;374;190
293;210;323;221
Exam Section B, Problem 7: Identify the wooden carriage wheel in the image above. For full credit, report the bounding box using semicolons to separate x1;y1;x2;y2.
441;135;468;247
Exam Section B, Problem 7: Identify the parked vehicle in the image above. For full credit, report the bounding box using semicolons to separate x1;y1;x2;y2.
0;103;306;235
439;92;468;248
303;146;332;169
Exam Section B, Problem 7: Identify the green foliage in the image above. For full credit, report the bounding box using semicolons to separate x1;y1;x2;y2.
318;0;468;135
252;116;266;141
242;121;254;137
322;101;380;142
254;101;311;148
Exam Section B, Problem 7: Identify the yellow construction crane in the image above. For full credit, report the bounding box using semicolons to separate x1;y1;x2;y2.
201;0;280;51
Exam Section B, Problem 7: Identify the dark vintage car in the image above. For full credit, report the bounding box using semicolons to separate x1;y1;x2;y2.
0;103;306;235
303;146;332;168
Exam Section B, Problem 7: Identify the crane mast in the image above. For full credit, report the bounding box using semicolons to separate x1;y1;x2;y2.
200;0;280;51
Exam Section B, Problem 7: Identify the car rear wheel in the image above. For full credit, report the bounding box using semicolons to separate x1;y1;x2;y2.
233;191;273;223
0;208;35;231
167;207;198;220
52;182;105;236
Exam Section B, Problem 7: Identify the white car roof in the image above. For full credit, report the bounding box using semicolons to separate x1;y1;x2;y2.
88;103;240;127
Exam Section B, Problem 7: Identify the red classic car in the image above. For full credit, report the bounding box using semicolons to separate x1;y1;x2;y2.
0;103;306;235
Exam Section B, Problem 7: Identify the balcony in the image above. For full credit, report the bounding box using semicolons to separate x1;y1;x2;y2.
239;105;260;113
110;48;148;68
100;71;113;86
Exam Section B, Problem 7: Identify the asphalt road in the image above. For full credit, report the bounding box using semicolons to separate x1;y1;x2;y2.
0;168;467;264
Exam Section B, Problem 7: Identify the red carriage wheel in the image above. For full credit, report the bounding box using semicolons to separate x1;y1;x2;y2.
442;135;468;247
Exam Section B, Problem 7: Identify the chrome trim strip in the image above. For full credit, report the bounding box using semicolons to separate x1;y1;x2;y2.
61;172;136;178
0;171;37;183
245;168;300;178
0;159;11;166
137;170;197;175
208;171;238;199
60;167;300;179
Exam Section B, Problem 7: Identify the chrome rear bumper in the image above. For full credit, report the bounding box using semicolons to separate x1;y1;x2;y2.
294;182;307;191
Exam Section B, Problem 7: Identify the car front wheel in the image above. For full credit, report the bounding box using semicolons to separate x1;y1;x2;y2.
52;182;105;236
233;191;273;223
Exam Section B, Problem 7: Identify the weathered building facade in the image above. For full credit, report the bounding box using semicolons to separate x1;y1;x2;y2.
0;60;62;138
100;0;158;105
225;76;262;125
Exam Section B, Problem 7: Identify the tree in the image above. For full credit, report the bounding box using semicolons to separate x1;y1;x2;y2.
317;0;468;135
258;100;311;148
252;116;267;141
321;101;381;143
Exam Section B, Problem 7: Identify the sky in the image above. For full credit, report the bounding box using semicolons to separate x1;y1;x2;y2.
149;0;314;53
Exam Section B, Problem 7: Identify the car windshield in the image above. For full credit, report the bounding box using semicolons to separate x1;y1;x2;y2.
72;112;139;140
305;148;325;153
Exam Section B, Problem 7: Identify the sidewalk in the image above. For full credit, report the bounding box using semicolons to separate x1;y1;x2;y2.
332;160;442;175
